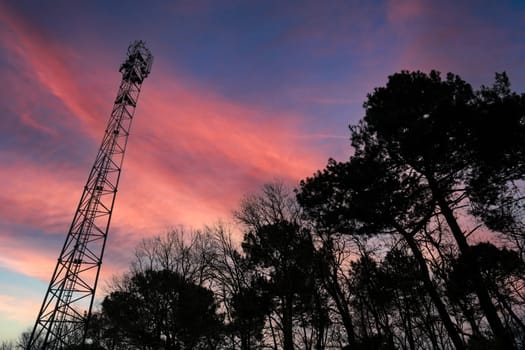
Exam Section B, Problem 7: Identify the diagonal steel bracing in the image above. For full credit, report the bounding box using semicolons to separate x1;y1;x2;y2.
26;41;153;350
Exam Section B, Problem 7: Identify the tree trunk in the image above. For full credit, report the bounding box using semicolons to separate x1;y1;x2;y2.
318;244;357;348
282;295;294;350
240;331;250;350
314;292;325;350
428;177;515;349
495;288;525;335
458;300;482;338
404;298;416;350
400;229;465;349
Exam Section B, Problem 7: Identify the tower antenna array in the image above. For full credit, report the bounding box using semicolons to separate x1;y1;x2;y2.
27;40;153;350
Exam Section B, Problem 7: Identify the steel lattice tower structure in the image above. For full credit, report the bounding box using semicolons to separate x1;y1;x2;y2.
26;41;153;350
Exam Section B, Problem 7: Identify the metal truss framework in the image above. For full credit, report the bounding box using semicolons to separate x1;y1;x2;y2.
27;41;153;350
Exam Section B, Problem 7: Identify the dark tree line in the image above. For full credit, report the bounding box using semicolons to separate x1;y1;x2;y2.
297;71;525;349
7;71;525;349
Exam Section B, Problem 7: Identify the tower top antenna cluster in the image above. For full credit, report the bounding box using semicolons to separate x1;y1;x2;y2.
120;40;153;82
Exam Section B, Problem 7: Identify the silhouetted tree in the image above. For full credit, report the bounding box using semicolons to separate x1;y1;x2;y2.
298;153;465;349
236;183;321;350
359;70;517;348
131;227;218;287
102;269;223;350
16;331;33;350
447;243;525;347
242;220;316;350
300;70;525;348
0;340;14;350
208;224;271;350
229;279;273;350
347;252;396;349
383;247;443;350
84;312;122;350
467;73;525;254
309;227;359;348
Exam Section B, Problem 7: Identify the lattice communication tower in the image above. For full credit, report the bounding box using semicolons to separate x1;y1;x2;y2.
26;41;153;350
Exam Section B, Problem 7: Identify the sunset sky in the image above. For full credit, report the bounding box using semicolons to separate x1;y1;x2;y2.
1;0;524;341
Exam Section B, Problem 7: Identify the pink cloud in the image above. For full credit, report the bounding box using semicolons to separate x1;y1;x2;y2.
386;0;425;24
385;1;523;82
20;112;58;136
0;159;81;232
0;231;64;280
0;2;330;286
0;3;111;137
108;74;325;235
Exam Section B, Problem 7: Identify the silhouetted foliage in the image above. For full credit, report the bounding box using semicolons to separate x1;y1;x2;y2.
0;341;14;350
468;73;525;239
205;225;270;350
229;279;272;349
299;70;525;349
447;243;525;347
102;269;223;350
237;183;320;350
